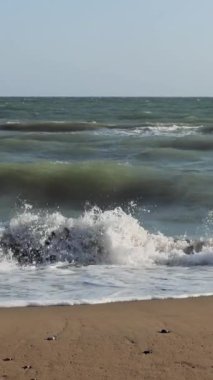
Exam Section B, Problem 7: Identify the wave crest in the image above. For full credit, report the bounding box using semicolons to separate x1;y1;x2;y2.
0;162;213;207
0;205;212;267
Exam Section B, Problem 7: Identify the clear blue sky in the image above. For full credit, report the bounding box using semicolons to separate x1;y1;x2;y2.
0;0;213;96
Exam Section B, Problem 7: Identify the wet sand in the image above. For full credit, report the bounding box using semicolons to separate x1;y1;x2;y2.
0;296;213;380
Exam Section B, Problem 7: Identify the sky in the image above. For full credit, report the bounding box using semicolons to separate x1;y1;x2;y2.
0;0;213;96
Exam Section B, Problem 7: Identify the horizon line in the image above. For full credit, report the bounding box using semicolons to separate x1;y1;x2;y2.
0;95;213;98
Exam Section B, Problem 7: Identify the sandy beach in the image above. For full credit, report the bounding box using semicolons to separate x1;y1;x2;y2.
0;297;212;379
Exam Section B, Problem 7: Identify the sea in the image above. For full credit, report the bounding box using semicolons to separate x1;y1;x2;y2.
0;97;213;307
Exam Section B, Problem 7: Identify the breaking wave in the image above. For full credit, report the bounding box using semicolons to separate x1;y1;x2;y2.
0;205;212;267
0;121;204;136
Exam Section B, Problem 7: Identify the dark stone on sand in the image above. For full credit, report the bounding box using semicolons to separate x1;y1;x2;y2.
143;349;152;355
45;335;56;341
22;365;32;370
159;329;171;334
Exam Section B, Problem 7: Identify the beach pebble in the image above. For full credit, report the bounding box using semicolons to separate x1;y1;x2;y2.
159;329;171;334
143;349;152;355
45;335;56;341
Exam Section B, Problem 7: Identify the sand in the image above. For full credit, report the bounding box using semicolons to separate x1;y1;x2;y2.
0;297;213;380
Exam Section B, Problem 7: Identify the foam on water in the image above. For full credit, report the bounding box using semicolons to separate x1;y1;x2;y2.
142;123;199;136
0;205;212;268
0;205;212;307
92;123;198;138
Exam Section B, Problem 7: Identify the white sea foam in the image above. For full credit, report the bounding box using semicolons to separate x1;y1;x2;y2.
1;293;213;308
93;123;199;138
0;205;212;268
144;123;199;136
0;206;212;307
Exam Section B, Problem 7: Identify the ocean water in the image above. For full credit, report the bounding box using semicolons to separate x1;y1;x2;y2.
0;97;213;306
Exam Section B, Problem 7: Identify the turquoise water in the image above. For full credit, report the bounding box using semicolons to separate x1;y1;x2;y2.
0;97;213;305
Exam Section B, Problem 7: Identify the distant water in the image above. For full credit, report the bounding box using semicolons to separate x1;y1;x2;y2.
0;97;213;306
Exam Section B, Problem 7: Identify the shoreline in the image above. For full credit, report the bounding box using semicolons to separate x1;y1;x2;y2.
0;292;213;308
1;296;213;379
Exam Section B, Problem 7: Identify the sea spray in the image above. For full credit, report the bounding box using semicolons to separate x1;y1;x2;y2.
0;205;212;267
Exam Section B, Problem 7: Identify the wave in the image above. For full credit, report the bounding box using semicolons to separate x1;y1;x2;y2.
157;135;213;151
1;294;213;308
136;147;199;161
0;121;107;132
0;205;212;267
200;125;213;134
0;162;212;206
0;121;203;135
142;124;198;136
0;132;213;154
0;121;141;133
117;112;156;121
